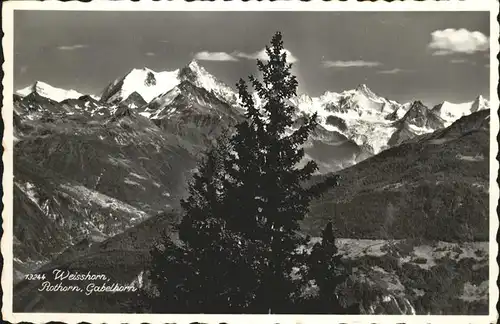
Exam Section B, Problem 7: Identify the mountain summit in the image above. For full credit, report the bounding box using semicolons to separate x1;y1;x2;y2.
100;67;180;104
98;60;238;107
290;85;405;155
16;81;84;102
431;95;490;127
178;59;239;105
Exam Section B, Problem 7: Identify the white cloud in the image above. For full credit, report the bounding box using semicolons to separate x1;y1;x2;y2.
145;52;156;56
377;68;411;74
428;28;489;55
194;51;238;61
235;48;298;63
322;60;381;68
57;44;88;51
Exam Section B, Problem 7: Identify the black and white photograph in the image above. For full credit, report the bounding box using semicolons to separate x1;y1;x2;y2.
2;2;498;322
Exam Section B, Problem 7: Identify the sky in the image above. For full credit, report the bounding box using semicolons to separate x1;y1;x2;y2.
14;11;490;107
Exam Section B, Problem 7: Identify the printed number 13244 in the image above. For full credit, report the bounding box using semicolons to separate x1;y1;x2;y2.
24;273;47;281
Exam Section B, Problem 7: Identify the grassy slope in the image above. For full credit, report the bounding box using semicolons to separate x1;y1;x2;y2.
303;110;490;242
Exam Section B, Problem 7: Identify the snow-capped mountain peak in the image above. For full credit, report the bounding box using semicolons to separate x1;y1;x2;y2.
99;60;238;106
471;95;489;112
16;81;84;102
432;95;490;127
187;59;204;74
289;85;398;125
355;83;379;99
179;60;239;105
100;67;180;104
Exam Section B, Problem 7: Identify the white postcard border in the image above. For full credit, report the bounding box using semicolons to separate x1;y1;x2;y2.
2;1;498;323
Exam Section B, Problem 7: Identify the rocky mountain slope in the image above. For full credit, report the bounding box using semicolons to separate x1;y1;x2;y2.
387;100;445;146
12;61;255;273
13;107;197;274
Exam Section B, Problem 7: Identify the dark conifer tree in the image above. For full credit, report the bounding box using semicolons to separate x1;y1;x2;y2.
149;31;342;314
216;31;339;312
307;222;349;313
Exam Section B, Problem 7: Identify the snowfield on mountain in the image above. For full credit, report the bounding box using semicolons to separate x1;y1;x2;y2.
100;67;180;104
432;95;489;127
17;81;85;102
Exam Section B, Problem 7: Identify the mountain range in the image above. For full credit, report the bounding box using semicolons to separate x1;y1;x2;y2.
15;60;489;170
11;59;491;314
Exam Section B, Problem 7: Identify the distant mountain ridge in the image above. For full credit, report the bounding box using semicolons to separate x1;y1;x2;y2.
15;60;490;174
16;61;489;123
16;81;85;102
431;95;489;127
